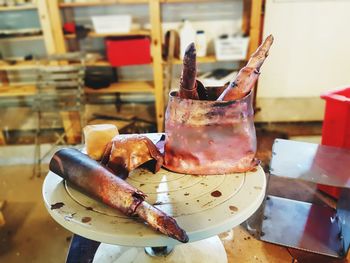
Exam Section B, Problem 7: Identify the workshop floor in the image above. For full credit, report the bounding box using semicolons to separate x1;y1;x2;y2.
0;122;348;263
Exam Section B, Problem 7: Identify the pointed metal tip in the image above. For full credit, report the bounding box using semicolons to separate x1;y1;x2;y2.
185;42;196;58
267;34;274;44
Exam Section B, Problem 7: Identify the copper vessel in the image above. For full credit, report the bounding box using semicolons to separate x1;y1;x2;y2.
164;90;257;175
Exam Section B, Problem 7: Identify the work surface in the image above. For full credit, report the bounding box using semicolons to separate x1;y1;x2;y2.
1;123;350;262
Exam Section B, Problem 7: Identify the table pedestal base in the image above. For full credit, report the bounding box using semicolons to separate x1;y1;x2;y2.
93;235;228;263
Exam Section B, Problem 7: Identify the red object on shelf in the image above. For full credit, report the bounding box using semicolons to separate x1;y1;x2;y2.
318;86;350;199
105;37;152;66
63;22;76;34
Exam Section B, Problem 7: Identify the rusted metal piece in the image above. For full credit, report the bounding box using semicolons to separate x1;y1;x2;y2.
218;35;274;101
179;43;199;100
49;148;188;243
136;201;188;243
101;135;164;179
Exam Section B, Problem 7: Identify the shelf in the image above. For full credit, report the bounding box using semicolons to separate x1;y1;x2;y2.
65;30;150;39
86;60;111;67
84;81;155;94
0;4;37;11
0;35;43;42
59;0;224;5
59;0;148;7
0;59;151;70
160;0;228;2
0;60;41;70
170;55;218;64
167;56;247;65
0;85;36;97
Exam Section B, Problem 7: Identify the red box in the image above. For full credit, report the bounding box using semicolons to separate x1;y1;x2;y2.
318;86;350;198
105;37;152;66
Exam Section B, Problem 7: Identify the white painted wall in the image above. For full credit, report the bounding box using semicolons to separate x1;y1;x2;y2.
258;0;350;98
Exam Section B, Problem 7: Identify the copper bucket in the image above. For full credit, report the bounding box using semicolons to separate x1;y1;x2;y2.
164;90;257;175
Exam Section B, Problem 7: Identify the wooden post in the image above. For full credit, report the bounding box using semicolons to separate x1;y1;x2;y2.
149;0;165;132
163;30;176;104
62;7;80;51
247;0;263;57
0;200;5;227
246;0;264;110
0;130;6;145
60;111;82;144
242;0;252;36
37;0;57;54
47;0;67;54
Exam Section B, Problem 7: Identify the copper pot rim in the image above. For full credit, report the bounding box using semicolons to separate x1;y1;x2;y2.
168;90;253;105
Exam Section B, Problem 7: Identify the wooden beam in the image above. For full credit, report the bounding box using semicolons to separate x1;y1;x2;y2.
0;200;5;227
37;0;56;54
0;70;9;86
0;131;6;145
247;0;263;57
242;0;252;36
47;0;67;54
60;111;82;144
149;0;165;132
247;0;264;110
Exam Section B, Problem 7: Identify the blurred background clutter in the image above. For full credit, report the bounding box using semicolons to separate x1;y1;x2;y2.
1;1;350;262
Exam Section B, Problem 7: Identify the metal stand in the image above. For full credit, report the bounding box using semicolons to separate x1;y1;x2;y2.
261;139;350;258
33;53;85;177
92;236;227;263
144;246;174;257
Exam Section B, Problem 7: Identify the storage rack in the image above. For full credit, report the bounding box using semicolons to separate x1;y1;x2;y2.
0;0;264;143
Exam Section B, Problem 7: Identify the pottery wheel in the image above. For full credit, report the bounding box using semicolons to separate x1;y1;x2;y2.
43;165;266;247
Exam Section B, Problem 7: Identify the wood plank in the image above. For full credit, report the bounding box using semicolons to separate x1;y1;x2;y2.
160;0;228;2
248;0;263;109
47;0;67;54
163;30;176;103
84;81;155;94
86;60;111;67
0;212;5;227
0;60;115;70
0;69;9;85
60;111;82;145
0;131;6;145
0;200;5;227
0;85;37;97
149;0;164;132
0;4;36;11
242;0;252;36
0;60;41;70
59;0;227;5
0;35;43;42
247;0;263;57
171;55;218;64
64;30;151;39
59;0;148;7
37;0;56;55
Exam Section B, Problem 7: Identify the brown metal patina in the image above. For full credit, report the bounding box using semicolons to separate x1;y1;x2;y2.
164;90;258;175
49;148;188;243
100;135;164;179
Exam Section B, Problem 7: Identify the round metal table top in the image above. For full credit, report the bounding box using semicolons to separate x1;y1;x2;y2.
43;165;266;247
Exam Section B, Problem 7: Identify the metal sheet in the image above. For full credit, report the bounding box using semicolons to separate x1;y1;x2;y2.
261;195;342;258
336;188;350;257
270;139;350;188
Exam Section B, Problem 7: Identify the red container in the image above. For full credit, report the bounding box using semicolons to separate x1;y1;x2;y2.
105;37;152;66
318;86;350;198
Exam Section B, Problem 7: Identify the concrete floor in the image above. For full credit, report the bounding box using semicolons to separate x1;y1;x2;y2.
1;124;349;263
0;164;70;263
0;162;293;263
